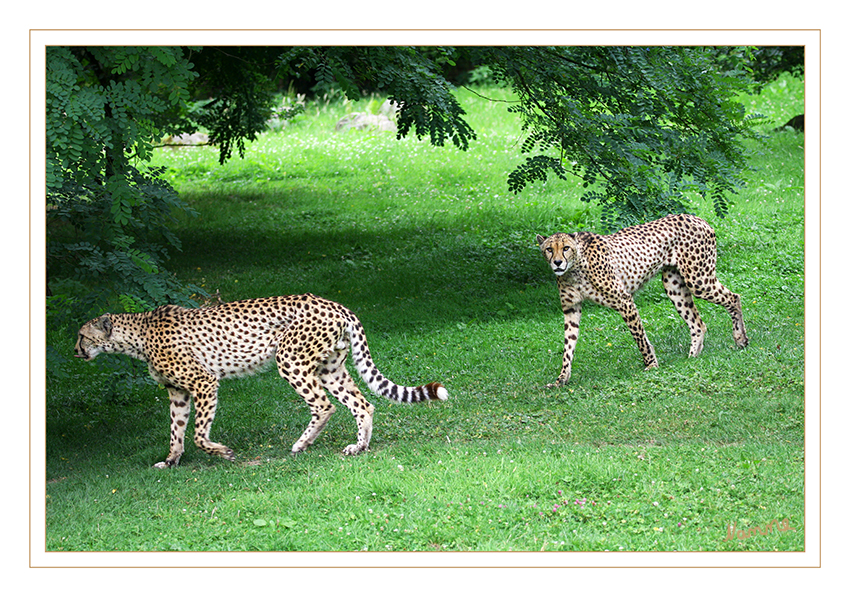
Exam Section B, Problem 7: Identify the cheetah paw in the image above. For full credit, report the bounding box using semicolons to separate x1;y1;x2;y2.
342;444;367;456
153;458;179;469
546;376;571;388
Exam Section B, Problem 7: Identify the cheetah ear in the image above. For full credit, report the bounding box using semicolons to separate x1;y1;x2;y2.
94;314;113;336
535;234;547;246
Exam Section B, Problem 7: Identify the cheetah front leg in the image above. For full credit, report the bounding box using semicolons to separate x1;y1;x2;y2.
549;302;582;387
190;376;236;463
153;386;192;469
616;296;659;370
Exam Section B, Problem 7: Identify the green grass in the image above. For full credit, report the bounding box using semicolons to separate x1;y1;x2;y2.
45;80;805;552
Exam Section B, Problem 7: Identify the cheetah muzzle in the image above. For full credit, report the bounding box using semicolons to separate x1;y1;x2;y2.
74;294;448;468
537;214;749;386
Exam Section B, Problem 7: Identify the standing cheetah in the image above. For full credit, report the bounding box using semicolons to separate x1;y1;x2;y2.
74;294;448;468
536;214;748;386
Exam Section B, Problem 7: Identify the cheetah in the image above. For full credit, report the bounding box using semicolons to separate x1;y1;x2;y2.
74;294;448;468
536;214;748;386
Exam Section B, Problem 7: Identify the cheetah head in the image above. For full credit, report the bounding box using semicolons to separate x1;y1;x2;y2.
74;315;113;361
536;233;577;277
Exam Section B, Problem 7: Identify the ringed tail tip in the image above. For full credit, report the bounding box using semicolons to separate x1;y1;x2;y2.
425;382;449;401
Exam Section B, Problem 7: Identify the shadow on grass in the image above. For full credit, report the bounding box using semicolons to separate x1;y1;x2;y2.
166;214;557;331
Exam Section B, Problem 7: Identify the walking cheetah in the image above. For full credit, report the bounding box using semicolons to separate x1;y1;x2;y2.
74;294;448;468
536;214;748;386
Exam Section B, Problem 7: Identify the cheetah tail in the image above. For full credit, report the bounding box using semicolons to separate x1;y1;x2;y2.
346;321;448;404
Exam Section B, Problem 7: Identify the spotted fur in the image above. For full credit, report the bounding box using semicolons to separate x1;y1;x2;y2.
74;294;448;468
536;214;748;386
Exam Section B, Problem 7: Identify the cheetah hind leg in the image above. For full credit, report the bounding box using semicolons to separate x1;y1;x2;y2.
662;268;707;358
729;292;749;349
284;365;337;455
318;349;374;455
682;271;749;350
276;328;339;455
336;376;374;456
289;384;336;454
616;296;659;369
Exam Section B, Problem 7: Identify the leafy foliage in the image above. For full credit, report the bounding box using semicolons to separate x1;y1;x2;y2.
188;47;279;164
279;46;765;231
483;46;765;229
719;46;804;85
279;46;476;150
46;46;204;377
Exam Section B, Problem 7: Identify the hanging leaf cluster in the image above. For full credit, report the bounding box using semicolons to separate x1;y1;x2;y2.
280;46;476;150
188;47;278;164
484;46;765;229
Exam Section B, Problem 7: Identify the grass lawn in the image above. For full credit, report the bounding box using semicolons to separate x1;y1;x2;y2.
44;76;806;553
